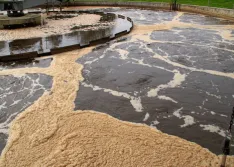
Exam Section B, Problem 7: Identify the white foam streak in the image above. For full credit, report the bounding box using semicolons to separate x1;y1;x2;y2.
0;112;18;135
82;82;143;112
200;124;226;137
134;36;234;79
173;108;195;127
205;92;221;99
153;54;234;79
143;112;150;121
158;95;178;103
150;120;160;129
147;70;186;103
0;102;7;110
85;58;99;65
116;49;129;60
130;98;143;112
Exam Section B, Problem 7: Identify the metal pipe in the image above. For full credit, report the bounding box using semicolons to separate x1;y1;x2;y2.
220;155;227;167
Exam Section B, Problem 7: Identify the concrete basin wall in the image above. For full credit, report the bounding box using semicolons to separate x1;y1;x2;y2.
70;1;234;20
71;1;170;10
180;5;234;20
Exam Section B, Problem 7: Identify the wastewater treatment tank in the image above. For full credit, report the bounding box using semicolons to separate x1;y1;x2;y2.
0;0;49;28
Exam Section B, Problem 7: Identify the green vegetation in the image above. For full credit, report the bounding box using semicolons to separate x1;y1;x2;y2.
74;0;234;9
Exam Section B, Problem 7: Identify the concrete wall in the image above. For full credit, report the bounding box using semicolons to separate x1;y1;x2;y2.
0;14;41;28
180;5;234;20
70;1;234;20
71;1;170;10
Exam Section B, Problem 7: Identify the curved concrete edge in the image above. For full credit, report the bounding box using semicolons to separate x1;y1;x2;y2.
0;12;133;62
68;1;234;21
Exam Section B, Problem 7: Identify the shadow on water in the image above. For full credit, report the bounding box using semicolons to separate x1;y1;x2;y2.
0;58;53;70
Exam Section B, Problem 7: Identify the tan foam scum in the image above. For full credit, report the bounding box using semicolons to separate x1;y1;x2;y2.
0;14;101;41
0;7;234;167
